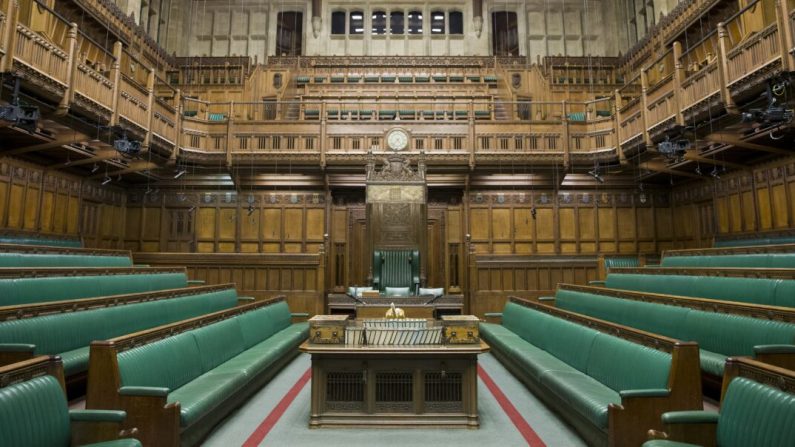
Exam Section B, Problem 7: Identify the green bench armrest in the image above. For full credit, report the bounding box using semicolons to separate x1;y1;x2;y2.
661;411;720;425
620;388;670;399
118;386;170;397
483;312;502;318
538;296;555;302
291;312;310;318
588;280;606;286
70;410;127;423
754;344;795;355
237;296;256;302
0;343;35;352
187;280;205;285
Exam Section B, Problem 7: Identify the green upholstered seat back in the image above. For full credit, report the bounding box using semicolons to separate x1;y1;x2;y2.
717;377;795;447
501;301;553;350
0;253;132;268
236;301;293;349
0;272;188;306
542;314;599;373
774;280;795;307
372;249;420;292
680;312;795;357
714;236;795;247
0;375;70;447
661;253;795;268
118;332;204;391
586;333;671;392
0;237;80;247
191;319;246;371
603;257;640;271
0;289;237;359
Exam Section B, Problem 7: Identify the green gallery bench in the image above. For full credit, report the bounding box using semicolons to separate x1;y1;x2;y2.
599;269;795;307
0;267;198;306
0;232;82;248
660;244;795;268
481;297;701;447
86;297;309;447
551;284;795;380
644;357;795;447
0;356;141;447
0;284;240;379
0;244;133;268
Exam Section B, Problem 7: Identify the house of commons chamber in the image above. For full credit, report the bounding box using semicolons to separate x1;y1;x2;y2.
3;0;795;445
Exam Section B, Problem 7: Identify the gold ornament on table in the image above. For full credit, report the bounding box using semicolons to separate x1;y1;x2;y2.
385;302;406;319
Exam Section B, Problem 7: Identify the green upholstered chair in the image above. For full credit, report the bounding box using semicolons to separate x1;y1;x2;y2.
371;249;420;295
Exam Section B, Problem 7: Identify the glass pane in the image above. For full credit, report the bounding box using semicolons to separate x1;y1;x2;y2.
390;11;404;34
449;11;463;34
331;11;345;35
350;11;364;34
372;11;386;35
431;11;445;35
408;10;422;34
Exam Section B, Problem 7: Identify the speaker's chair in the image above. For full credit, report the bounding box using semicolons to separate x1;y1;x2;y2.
372;249;420;295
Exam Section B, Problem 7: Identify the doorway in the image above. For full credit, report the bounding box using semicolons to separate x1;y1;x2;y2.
491;11;519;56
277;12;303;56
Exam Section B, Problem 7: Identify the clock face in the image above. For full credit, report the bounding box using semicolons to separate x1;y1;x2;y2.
387;129;409;151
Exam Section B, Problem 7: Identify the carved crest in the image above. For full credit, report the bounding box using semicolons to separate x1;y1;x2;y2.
366;153;426;183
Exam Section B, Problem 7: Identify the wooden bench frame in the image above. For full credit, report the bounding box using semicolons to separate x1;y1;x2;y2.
662;243;795;258
0;283;239;368
487;296;702;447
0;355;138;445
86;296;298;447
0;266;186;279
648;357;795;446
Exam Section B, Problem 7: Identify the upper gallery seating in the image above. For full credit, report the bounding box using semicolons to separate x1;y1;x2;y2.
644;357;795;447
0;284;240;380
0;230;82;248
596;267;795;307
713;229;795;248
0;244;133;267
0;355;142;447
480;298;701;447
0;267;201;306
86;297;309;447
549;284;795;380
659;244;795;268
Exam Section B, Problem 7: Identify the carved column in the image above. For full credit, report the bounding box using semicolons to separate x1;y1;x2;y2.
716;22;738;114
775;0;794;71
672;41;685;126
109;42;123;127
312;0;322;38
56;22;79;116
472;0;483;38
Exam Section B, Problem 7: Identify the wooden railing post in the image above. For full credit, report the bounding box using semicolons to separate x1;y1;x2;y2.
614;89;627;166
109;41;123;126
672;41;685;126
319;101;326;168
717;22;738;114
561;100;570;169
640;69;652;148
172;88;182;160
56;22;79;116
226;101;234;167
1;0;18;72
142;68;155;151
776;0;795;71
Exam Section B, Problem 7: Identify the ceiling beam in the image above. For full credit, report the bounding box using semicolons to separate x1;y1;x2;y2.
707;132;792;155
683;151;747;170
50;150;122;169
90;161;160;180
3;136;89;155
639;161;704;179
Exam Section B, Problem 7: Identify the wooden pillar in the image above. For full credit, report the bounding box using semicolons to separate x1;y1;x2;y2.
775;0;795;71
109;42;123;126
226;101;234;168
142;68;155;151
640;70;651;148
171;88;182;160
56;22;79;115
672;41;685;126
614;89;627;165
1;0;18;72
561;100;570;169
717;22;738;114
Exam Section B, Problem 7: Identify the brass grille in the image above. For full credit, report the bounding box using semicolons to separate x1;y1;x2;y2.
424;372;463;412
375;372;413;412
325;372;365;412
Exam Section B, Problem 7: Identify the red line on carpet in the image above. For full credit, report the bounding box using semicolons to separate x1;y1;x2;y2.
478;364;546;447
242;367;312;447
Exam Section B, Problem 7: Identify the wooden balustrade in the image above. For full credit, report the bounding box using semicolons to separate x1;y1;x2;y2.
118;76;149;130
726;23;781;86
0;12;6;57
73;63;114;111
618;98;643;145
645;76;677;132
13;23;69;85
151;99;176;144
680;62;721;112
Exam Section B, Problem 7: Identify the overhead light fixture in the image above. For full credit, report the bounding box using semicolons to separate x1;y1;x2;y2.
710;167;720;179
91;163;99;173
174;169;187;179
188;206;196;212
587;169;605;183
116;174;122;181
695;165;702;176
101;176;112;186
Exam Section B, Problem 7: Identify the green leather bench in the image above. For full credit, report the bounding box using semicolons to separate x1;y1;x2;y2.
0;236;81;247
0;356;141;447
0;268;191;306
86;298;308;447
714;235;795;247
554;286;795;378
661;253;795;268
481;299;701;447
644;357;795;447
0;285;239;377
0;253;132;268
603;272;795;307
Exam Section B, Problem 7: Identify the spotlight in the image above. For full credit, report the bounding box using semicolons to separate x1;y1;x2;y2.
174;169;187;179
101;176;111;186
91;163;99;173
710;167;720;179
587;169;605;183
695;165;702;176
188;206;196;212
530;207;537;220
247;203;255;216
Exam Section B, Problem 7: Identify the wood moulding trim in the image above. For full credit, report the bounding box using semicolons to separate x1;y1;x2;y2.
132;252;322;267
0;266;185;279
608;267;795;280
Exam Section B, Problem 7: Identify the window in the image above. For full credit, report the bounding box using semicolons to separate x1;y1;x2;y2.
331;11;345;35
408;11;422;34
431;11;445;35
449;11;463;34
372;11;386;35
390;11;404;34
350;11;364;34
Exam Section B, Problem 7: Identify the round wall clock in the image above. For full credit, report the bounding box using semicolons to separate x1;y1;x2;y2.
386;128;409;151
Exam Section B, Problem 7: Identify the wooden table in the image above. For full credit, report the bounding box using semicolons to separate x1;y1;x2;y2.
300;341;489;428
326;294;464;319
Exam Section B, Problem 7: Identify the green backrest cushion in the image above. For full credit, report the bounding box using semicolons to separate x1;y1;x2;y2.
0;237;80;248
191;318;246;371
0;289;237;358
238;305;278;348
662;254;795;268
681;312;795;356
501;301;553;350
118;332;203;391
0;253;132;268
586;333;671;392
0;272;188;306
605;274;782;306
543;315;599;373
603;257;640;270
717;377;795;447
715;237;795;247
0;375;70;447
774;281;795;307
373;249;419;291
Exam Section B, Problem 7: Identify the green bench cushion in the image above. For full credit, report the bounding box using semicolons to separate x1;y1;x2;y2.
87;440;142;447
0;375;70;447
119;332;204;391
714;236;795;247
191;318;245;372
0;254;132;268
642;441;700;447
0;237;81;248
168;369;250;426
539;369;619;428
661;253;795;268
716;377;795;447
